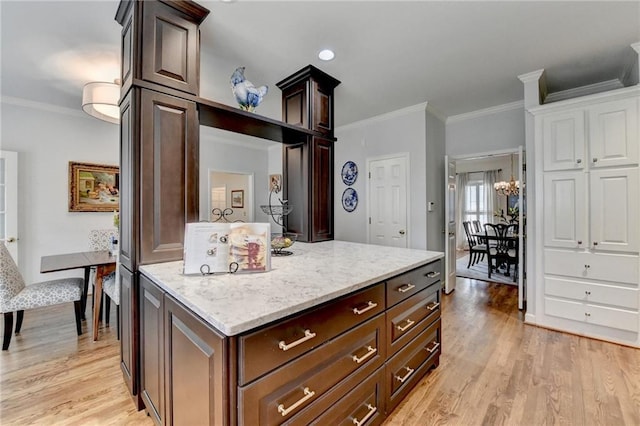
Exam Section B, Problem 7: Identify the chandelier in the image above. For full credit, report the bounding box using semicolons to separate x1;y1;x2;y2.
494;155;520;196
494;177;520;196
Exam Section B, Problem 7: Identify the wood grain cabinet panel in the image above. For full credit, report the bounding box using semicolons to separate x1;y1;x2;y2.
385;318;441;414
386;260;442;307
119;265;138;401
164;295;228;426
140;275;165;425
238;314;386;425
239;283;385;385
140;89;198;264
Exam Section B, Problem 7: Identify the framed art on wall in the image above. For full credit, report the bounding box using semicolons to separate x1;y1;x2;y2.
69;161;119;212
231;190;244;208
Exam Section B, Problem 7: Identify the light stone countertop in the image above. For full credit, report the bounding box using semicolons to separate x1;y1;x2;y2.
139;240;444;336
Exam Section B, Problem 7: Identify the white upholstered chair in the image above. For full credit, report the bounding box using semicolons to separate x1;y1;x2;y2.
101;257;120;340
0;244;83;350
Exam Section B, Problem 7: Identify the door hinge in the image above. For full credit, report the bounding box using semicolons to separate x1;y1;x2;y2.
368;172;371;179
369;217;371;224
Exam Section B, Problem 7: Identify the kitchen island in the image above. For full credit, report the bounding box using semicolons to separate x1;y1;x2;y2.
139;241;444;425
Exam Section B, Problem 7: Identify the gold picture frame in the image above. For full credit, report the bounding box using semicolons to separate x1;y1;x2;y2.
69;161;120;212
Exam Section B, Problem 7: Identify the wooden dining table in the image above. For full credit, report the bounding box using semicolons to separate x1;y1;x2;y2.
40;250;116;340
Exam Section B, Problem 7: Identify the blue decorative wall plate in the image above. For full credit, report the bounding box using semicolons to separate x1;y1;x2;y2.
342;188;358;212
341;161;358;186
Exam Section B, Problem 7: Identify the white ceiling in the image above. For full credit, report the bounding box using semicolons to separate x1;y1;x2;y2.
1;1;639;127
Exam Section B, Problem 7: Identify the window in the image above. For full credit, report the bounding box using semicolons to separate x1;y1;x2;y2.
463;177;489;224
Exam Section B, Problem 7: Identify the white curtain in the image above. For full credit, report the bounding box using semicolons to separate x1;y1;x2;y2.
482;170;500;225
456;172;469;250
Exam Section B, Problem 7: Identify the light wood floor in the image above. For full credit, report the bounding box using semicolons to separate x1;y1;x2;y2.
1;279;639;425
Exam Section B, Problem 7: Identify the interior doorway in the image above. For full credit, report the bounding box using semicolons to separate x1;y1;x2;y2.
208;170;254;222
447;147;527;310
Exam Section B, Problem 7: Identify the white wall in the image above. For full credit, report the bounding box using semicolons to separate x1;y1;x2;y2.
446;104;525;157
335;105;429;250
1;99;119;284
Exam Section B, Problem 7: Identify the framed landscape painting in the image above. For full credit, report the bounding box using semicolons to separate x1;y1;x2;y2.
231;190;244;208
69;161;120;212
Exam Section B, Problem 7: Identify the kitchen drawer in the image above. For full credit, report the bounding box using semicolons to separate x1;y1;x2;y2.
309;368;385;426
385;317;441;414
387;259;442;307
387;285;440;357
545;277;639;310
545;297;639;332
544;249;639;285
238;314;386;425
239;283;385;385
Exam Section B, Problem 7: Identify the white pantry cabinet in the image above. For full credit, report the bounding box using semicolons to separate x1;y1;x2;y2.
533;87;640;347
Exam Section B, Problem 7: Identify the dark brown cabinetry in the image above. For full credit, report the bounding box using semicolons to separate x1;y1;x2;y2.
278;66;340;242
164;295;228;426
140;275;165;424
138;277;230;425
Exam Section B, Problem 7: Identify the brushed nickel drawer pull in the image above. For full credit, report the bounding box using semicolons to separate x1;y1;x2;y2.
426;271;441;278
353;301;378;315
426;302;440;311
277;387;315;416
352;404;377;426
397;283;415;293
394;366;414;383
426;341;440;354
352;345;377;364
396;318;415;332
279;329;317;351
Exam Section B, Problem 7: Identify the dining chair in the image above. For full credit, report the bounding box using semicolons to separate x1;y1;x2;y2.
483;223;517;280
472;220;482;234
88;228;118;315
0;244;83;350
101;256;120;340
462;221;486;268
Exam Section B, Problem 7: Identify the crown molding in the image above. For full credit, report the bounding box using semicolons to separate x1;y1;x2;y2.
426;104;447;122
446;101;523;124
517;69;545;83
1;96;88;120
544;79;624;104
337;102;428;132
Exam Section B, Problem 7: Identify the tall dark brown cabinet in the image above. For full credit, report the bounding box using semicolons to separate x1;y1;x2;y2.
114;0;340;417
115;0;208;409
277;66;340;242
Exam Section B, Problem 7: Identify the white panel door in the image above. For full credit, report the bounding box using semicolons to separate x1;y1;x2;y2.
0;151;18;263
589;98;639;168
590;167;639;253
542;110;585;172
444;156;456;294
368;155;408;248
543;171;587;249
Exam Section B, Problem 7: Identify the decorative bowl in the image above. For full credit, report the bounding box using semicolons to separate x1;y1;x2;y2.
271;233;297;256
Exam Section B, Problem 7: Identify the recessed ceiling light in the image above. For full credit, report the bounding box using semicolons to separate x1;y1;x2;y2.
318;49;335;61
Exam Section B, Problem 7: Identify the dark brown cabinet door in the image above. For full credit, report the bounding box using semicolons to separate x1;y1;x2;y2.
164;295;228;426
283;141;309;239
119;265;138;401
140;276;165;424
312;137;333;241
140;89;198;264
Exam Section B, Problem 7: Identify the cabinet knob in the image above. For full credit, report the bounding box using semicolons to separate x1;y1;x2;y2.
593;242;598;246
399;230;406;235
584;312;591;317
585;290;591;295
576;159;582;164
577;240;582;245
592;158;598;163
584;264;590;269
